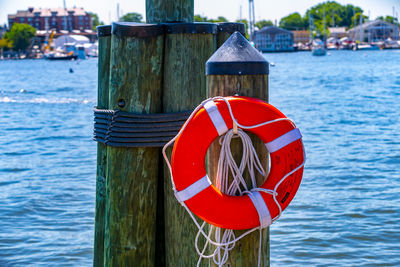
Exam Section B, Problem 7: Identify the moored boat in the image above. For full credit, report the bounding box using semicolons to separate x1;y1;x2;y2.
43;52;78;60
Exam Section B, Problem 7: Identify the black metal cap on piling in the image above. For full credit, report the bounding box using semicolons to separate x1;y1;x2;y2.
164;22;217;34
206;31;269;75
112;22;164;38
217;22;246;36
97;25;112;37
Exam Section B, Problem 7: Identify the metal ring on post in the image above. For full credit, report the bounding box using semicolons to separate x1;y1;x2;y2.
97;25;112;37
112;22;165;38
163;22;218;34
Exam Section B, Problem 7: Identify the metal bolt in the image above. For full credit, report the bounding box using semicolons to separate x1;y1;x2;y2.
118;99;125;108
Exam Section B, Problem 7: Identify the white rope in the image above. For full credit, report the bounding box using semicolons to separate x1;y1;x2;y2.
162;96;306;267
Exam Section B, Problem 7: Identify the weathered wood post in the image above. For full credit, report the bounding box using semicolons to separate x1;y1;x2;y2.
94;24;111;267
104;22;164;266
146;1;216;266
206;31;270;266
146;0;194;23
162;22;217;267
216;22;246;48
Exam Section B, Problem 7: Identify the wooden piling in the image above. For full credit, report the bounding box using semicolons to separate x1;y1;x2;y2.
162;22;217;267
104;22;164;266
94;24;111;267
206;32;270;267
146;0;194;23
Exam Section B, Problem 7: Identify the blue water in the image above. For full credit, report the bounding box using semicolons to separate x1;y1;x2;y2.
0;50;399;266
0;59;96;266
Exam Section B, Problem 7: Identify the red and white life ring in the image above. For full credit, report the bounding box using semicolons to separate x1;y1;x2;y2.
171;96;305;230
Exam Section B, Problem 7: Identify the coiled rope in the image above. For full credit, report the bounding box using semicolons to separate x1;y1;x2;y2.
163;97;306;267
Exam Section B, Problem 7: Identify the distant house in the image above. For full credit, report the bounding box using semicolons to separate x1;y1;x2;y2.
347;19;399;42
291;30;310;44
8;7;92;33
254;26;294;52
328;27;347;39
0;25;6;38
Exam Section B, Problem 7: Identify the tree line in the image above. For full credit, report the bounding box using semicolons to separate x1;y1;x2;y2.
1;1;399;53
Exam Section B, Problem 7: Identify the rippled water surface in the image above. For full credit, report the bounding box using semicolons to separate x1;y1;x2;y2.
0;50;399;266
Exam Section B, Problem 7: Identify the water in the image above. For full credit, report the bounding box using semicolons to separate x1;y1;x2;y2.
0;59;96;266
0;50;399;266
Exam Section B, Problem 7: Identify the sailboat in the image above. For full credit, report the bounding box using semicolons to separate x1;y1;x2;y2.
311;9;327;56
312;39;327;56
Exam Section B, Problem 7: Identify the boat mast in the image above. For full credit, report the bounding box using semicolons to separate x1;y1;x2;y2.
309;14;313;42
248;0;255;40
63;0;68;32
359;13;363;42
323;7;326;41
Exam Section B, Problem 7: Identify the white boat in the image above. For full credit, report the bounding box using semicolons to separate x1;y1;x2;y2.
355;44;380;51
312;40;327;56
44;51;77;60
310;10;327;56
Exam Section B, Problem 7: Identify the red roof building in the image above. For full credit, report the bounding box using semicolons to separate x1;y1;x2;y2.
8;7;92;33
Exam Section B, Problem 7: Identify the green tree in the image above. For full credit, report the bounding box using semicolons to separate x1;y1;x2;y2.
88;12;103;31
119;12;143;23
194;14;214;22
4;23;35;51
377;15;399;25
255;20;273;30
279;12;306;30
0;37;13;56
214;16;228;23
350;12;369;28
305;2;363;30
194;15;230;23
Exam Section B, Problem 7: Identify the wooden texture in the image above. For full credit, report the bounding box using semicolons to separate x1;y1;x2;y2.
207;74;270;267
94;32;111;267
163;32;216;267
104;31;164;267
146;0;194;23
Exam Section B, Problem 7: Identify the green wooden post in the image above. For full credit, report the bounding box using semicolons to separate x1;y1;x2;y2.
206;32;270;267
146;0;194;23
216;22;246;48
94;24;111;267
162;22;217;267
104;22;164;266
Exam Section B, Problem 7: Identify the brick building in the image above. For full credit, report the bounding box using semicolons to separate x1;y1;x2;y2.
291;30;310;44
8;7;92;32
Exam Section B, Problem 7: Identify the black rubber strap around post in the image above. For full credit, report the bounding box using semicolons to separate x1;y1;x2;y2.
93;108;191;147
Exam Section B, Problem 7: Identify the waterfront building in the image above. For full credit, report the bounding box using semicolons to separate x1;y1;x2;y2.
291;30;310;44
8;7;92;33
328;27;347;39
254;26;294;52
0;25;6;38
347;19;399;42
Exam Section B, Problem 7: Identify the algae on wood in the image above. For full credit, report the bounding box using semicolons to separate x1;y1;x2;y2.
94;25;111;267
146;0;194;23
162;23;216;267
104;23;164;267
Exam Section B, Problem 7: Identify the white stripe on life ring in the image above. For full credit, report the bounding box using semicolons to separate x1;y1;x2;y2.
265;128;302;153
175;175;212;202
204;100;228;136
247;191;272;228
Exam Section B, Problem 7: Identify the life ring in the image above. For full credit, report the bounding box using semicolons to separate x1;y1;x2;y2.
171;96;305;230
